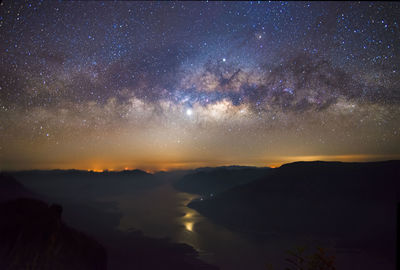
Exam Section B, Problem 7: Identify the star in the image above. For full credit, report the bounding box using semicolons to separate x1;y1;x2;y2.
0;1;398;171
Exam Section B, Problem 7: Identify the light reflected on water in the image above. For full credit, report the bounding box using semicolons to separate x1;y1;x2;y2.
110;183;285;269
180;194;200;233
184;221;194;232
184;212;193;218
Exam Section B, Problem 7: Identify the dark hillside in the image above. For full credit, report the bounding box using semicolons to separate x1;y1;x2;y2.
189;161;400;260
173;166;271;196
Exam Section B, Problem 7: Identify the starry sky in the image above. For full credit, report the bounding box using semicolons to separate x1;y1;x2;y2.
1;1;399;171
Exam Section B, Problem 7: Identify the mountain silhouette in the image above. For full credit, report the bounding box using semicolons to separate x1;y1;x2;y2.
188;161;400;262
173;166;271;196
12;169;161;201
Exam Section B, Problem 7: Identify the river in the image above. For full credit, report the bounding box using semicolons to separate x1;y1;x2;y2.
103;181;310;270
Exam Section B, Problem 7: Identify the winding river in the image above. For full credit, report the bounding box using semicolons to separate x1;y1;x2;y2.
107;181;297;270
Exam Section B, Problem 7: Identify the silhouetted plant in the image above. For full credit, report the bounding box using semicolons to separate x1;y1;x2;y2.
306;247;335;270
285;247;335;270
266;246;336;270
284;246;307;270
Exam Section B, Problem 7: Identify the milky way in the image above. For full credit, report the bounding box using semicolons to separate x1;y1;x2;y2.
1;1;399;171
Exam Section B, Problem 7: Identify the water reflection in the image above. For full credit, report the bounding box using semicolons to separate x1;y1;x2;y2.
112;183;202;247
183;212;193;218
184;221;194;232
183;211;195;232
110;181;286;270
175;192;202;248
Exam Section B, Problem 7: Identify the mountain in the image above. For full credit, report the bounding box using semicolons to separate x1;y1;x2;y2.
188;161;400;253
11;169;161;201
173;166;271;196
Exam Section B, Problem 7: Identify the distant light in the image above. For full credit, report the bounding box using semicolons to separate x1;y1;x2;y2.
186;108;193;116
222;58;226;62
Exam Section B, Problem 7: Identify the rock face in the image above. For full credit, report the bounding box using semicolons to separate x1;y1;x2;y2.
0;174;107;270
0;198;107;270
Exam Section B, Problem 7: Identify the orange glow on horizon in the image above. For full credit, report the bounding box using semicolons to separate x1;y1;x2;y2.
88;169;104;173
6;154;399;172
266;154;400;168
66;153;400;172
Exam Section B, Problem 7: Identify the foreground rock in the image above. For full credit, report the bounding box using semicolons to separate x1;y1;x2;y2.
0;198;107;270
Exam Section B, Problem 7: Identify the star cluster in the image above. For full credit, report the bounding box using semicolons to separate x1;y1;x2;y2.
1;1;399;171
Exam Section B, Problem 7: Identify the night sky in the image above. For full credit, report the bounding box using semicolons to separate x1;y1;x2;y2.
1;1;399;171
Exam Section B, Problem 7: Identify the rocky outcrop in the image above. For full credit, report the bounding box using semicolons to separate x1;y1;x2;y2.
0;173;107;270
0;198;107;270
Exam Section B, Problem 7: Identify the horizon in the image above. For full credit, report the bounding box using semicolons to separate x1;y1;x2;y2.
3;154;399;173
1;1;399;175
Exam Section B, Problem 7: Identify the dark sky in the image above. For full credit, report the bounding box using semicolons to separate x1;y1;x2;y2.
1;1;399;171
